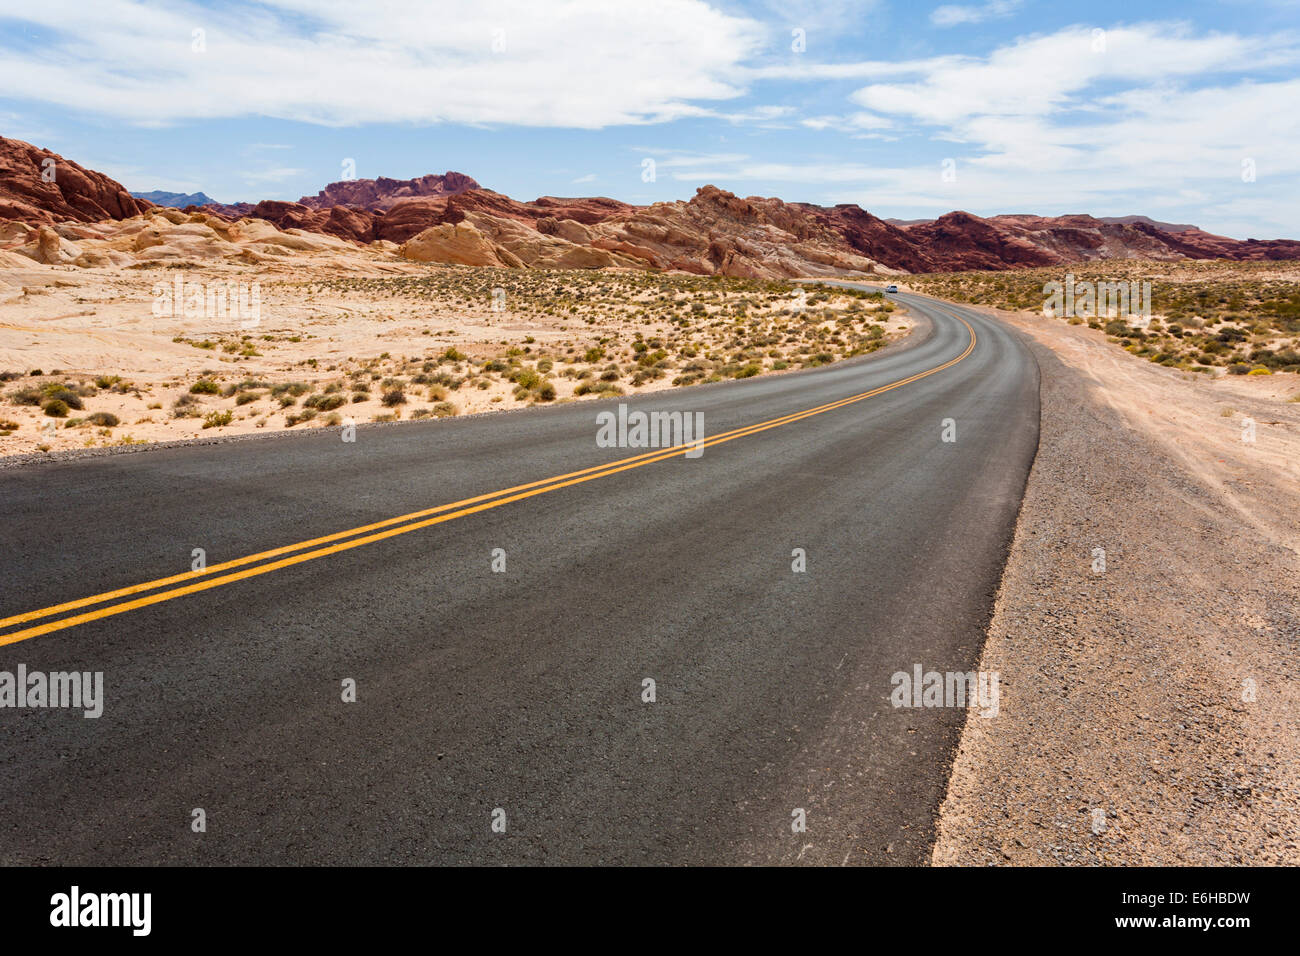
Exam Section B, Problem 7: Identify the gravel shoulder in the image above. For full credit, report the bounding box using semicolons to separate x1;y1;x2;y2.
932;306;1300;866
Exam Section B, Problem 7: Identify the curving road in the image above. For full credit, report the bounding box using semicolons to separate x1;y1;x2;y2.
0;288;1039;865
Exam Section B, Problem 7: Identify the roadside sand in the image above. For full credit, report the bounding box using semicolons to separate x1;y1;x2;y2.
933;306;1299;865
0;259;907;456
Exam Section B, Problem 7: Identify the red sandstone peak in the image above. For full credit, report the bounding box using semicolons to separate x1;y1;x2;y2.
0;135;150;225
297;172;481;211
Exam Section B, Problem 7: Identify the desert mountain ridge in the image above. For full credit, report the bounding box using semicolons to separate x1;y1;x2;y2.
888;214;1201;234
132;189;222;208
4;134;1298;278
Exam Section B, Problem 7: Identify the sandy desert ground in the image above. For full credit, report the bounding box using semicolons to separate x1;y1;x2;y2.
0;217;906;458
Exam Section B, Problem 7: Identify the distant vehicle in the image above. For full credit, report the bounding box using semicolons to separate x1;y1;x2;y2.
885;284;899;293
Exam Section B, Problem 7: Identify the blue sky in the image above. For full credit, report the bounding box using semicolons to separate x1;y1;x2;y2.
0;0;1296;237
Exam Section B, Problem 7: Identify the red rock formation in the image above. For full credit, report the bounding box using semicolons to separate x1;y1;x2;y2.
6;134;1298;274
197;185;1300;274
1124;222;1300;262
297;172;479;210
0;136;149;225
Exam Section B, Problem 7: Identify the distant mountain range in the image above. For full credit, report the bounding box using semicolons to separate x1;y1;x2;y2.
204;171;481;220
130;189;222;208
888;214;1200;234
4;134;1298;276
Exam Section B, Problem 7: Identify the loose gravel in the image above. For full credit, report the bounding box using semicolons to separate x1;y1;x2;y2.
932;318;1299;866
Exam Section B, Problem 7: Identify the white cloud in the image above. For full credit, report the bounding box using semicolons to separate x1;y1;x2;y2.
849;25;1295;125
241;167;308;184
800;111;894;133
0;0;765;128
641;23;1300;238
823;24;1300;235
929;0;1022;29
746;0;883;33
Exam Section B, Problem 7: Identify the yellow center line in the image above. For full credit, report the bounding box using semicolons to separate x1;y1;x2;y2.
0;312;976;647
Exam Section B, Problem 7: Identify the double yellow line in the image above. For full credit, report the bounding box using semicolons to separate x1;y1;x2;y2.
0;313;976;648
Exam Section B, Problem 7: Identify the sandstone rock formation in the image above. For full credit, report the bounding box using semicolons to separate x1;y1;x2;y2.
397;220;522;268
0;136;149;225
5;134;1299;276
1;206;367;270
297;172;479;210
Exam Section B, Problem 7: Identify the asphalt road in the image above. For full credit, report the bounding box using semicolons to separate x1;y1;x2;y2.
0;288;1039;865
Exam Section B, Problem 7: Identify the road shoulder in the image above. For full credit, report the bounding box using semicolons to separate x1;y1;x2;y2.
932;308;1300;865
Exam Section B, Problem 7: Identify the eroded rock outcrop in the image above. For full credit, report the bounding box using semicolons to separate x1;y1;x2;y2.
0;136;149;225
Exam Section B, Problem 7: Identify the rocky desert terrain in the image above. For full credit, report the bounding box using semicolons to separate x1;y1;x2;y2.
0;213;906;457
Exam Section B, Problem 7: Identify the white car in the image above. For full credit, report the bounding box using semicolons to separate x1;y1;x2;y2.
885;284;899;293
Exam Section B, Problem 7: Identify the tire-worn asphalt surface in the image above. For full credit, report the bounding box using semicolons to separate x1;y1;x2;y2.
0;289;1039;865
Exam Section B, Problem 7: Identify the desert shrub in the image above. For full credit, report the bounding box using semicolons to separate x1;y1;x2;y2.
510;368;542;389
412;402;458;419
43;386;83;410
9;387;41;406
202;410;233;429
381;387;407;407
86;411;119;427
236;391;262;406
42;399;70;417
190;378;220;395
305;393;347;411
